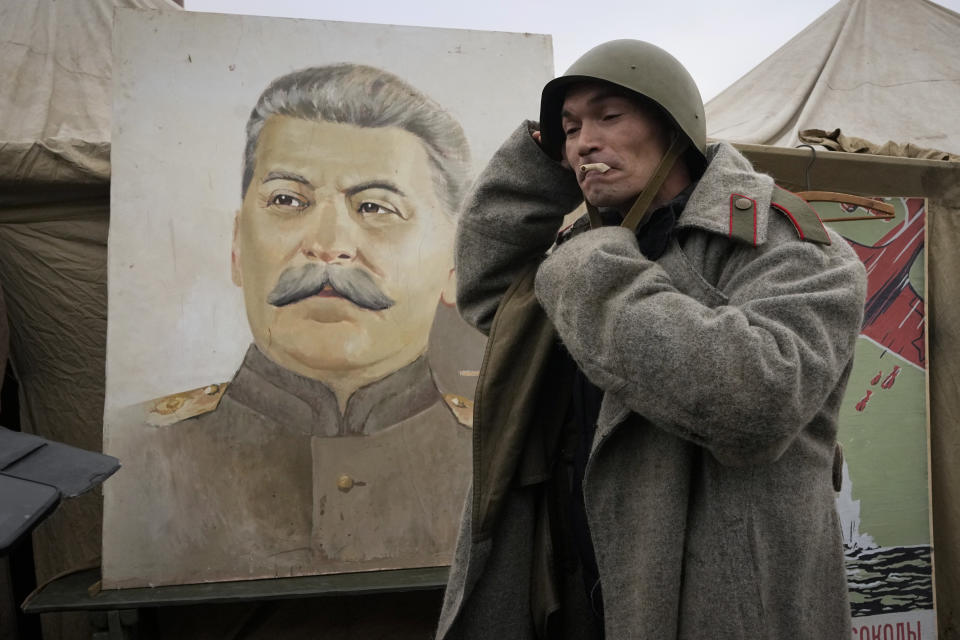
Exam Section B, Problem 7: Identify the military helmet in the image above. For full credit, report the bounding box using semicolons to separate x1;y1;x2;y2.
539;39;706;165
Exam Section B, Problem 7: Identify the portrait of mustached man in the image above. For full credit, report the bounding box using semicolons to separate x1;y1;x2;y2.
112;63;475;585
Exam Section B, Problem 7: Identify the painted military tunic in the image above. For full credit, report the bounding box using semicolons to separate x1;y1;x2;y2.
114;344;472;586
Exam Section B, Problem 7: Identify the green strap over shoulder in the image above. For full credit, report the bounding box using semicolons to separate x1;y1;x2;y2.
770;186;832;245
620;134;688;233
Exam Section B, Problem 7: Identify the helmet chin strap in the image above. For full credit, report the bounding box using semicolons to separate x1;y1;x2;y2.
584;133;689;232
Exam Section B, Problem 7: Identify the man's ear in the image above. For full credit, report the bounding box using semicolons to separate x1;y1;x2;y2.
230;210;242;287
440;267;457;307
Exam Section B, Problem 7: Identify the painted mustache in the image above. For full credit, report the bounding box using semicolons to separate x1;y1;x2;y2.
266;263;395;311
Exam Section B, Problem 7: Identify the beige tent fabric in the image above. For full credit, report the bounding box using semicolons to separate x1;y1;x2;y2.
0;0;177;184
0;141;111;186
1;2;178;638
706;0;960;155
0;0;180;141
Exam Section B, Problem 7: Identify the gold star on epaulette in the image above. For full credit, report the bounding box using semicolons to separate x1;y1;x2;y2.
443;393;474;429
146;382;229;427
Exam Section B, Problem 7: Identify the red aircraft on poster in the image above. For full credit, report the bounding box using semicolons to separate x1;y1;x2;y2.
842;198;926;370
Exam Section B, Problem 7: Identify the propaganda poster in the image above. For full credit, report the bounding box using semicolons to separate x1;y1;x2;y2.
825;197;935;639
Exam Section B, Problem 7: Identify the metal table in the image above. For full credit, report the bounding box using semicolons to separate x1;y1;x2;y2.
23;565;449;639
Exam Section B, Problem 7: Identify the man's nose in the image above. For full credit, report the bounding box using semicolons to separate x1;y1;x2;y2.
301;198;357;263
575;121;603;157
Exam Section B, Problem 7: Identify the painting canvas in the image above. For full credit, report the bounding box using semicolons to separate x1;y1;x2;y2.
825;198;935;639
101;9;552;589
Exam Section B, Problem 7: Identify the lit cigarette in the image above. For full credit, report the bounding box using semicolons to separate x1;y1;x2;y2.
579;162;611;174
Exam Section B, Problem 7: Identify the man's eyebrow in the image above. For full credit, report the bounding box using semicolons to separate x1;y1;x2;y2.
345;180;407;198
263;171;314;188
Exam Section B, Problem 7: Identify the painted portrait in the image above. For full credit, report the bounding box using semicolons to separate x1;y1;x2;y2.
102;9;552;588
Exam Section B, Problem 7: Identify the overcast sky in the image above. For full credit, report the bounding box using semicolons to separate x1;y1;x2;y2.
185;0;960;103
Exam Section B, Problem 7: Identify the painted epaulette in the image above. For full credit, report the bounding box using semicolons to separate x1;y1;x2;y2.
728;186;832;246
146;382;229;427
442;393;473;429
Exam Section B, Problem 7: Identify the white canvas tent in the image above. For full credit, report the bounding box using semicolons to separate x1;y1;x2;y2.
707;0;960;636
706;0;960;154
0;2;180;639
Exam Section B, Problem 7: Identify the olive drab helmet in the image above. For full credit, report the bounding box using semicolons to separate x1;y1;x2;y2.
539;39;707;166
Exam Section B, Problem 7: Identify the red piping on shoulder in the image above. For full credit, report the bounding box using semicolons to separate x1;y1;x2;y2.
770;201;806;240
771;186;831;243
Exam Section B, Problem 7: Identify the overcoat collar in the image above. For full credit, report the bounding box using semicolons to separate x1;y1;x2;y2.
676;142;776;246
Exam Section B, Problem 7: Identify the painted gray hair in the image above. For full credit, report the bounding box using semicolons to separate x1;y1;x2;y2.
242;63;471;216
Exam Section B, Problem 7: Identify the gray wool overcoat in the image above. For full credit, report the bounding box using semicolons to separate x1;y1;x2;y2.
438;123;867;640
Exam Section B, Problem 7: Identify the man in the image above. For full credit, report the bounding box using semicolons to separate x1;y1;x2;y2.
437;41;866;639
106;64;475;587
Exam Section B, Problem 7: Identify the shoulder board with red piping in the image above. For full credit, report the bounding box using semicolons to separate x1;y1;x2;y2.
728;188;831;246
769;186;832;245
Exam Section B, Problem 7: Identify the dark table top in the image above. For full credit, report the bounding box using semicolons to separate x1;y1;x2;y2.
23;565;450;613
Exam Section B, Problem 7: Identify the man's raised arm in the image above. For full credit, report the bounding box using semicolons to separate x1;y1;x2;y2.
455;121;583;334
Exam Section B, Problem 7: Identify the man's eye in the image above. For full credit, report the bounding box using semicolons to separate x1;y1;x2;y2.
564;126;580;136
269;193;308;210
602;113;622;121
358;201;400;217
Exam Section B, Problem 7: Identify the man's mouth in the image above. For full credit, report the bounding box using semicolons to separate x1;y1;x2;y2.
311;286;342;299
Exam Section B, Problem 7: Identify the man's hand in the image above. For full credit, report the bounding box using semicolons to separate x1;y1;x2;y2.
531;130;570;170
